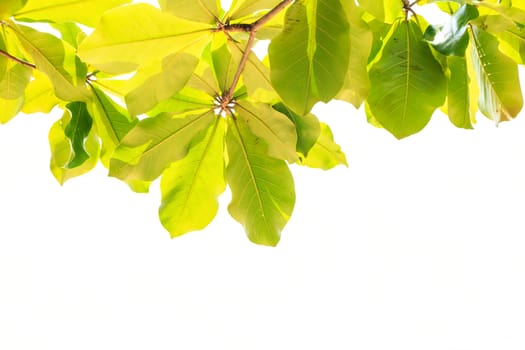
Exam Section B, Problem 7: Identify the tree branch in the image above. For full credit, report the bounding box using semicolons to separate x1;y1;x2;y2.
219;0;294;110
0;48;36;69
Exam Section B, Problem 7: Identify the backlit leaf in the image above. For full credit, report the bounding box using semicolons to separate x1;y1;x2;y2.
357;0;403;23
299;122;347;170
159;0;221;24
0;97;23;124
78;4;211;74
226;116;295;246
14;0;131;27
268;0;350;115
109;110;216;181
470;25;523;123
0;0;26;19
443;56;474;129
0;61;31;100
22;70;60;114
366;19;447;139
160;117;226;237
228;0;281;19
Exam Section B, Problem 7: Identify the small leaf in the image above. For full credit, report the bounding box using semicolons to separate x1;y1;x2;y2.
366;19;447;139
226;116;295;246
14;0;131;27
358;0;404;23
51;22;86;48
424;4;479;56
0;97;23;124
49;103;99;184
159;0;221;24
272;102;320;157
0;62;31;100
236;101;298;162
443;56;474;129
299;122;347;170
110;110;216;182
124;52;199;116
11;23;89;102
470;25;523;123
268;0;350;115
160;117;226;237
78;4;211;74
228;0;281;19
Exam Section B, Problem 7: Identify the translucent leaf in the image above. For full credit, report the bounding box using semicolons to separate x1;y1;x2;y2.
424;4;479;56
88;85;137;166
366;19;447;139
22;70;59;114
51;22;86;48
14;0;131;27
272;102;320;157
236;101;298;162
357;0;403;23
299;122;347;170
0;61;31;100
470;26;523;123
160;118;226;237
443;56;474;129
124;53;199;116
268;0;350;115
210;42;237;92
78;4;211;74
228;0;281;19
11;23;89;102
0;0;26;19
110;110;216;182
0;96;23;124
49;103;99;184
159;0;221;24
226;116;295;246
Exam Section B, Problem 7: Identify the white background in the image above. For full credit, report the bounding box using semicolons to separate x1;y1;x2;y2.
1;2;525;349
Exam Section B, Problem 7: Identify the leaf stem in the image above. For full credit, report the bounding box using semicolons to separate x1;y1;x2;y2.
219;0;294;109
0;48;36;69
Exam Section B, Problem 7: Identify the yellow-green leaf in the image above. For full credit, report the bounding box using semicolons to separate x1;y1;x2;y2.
22;70;59;114
78;4;211;74
299;122;346;170
0;0;26;19
226;116;295;246
0;96;23;124
159;0;221;24
160;117;226;237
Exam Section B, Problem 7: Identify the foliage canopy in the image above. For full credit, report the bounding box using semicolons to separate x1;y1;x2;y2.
1;0;524;245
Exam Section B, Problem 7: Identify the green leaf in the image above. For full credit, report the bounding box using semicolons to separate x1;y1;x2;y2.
0;97;23;124
88;85;138;166
0;0;26;19
49;103;99;184
226;116;295;246
0;61;31;100
210;42;237;92
124;52;199;116
11;23;89;102
357;0;403;23
337;0;372;108
77;4;211;74
228;0;281;19
159;0;221;24
424;4;479;56
22;70;60;114
299;122;347;170
159;117;226;238
470;25;523;123
109;110;216;182
366;19;447;139
14;0;132;27
236;101;298;162
268;0;350;115
51;22;86;49
272;102;320;157
443;56;474;129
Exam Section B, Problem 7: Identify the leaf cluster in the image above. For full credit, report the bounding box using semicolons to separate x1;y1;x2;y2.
0;0;524;245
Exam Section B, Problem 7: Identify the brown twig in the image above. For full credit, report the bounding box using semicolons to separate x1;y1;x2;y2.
0;48;36;69
218;0;294;112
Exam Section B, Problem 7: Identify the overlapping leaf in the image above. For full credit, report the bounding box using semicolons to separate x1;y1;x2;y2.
367;19;447;139
22;70;59;114
226;116;295;246
0;0;26;19
299;122;347;170
269;0;350;115
159;0;221;24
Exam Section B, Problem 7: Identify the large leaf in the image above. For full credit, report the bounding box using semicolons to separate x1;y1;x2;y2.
0;0;26;19
49;103;99;184
14;0;131;27
159;117;226;237
366;19;447;139
425;4;479;56
226;116;295;246
88;85;137;165
236;101;298;162
470;25;523;123
11;23;89;102
357;0;403;23
124;53;199;116
268;0;350;115
159;0;221;24
109;110;216;181
299;122;347;170
443;56;474;129
77;4;211;74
